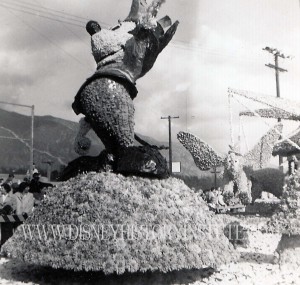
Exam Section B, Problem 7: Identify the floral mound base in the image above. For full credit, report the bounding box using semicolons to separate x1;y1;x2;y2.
267;171;300;235
3;172;238;274
265;172;300;267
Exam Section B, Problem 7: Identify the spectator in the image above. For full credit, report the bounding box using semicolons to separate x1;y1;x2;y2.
0;183;16;215
0;183;17;250
29;172;53;204
0;184;6;208
206;187;218;210
197;188;203;196
217;187;226;207
206;188;215;203
4;173;14;186
20;182;34;215
23;177;30;183
201;189;210;202
214;187;228;213
13;184;23;215
26;163;39;178
8;184;25;233
11;182;20;194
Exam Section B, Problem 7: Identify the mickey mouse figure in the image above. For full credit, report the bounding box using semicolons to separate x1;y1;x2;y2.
61;0;179;180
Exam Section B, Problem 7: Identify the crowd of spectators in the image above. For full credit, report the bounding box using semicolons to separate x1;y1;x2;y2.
201;187;227;212
0;171;53;250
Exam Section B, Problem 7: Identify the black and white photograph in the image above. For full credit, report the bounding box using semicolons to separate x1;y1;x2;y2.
0;0;300;284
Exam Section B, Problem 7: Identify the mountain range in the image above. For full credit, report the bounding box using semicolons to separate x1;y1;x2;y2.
0;108;216;188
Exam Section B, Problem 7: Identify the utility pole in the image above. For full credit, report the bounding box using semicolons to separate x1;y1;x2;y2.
161;115;179;174
263;47;289;101
211;166;221;189
263;47;290;170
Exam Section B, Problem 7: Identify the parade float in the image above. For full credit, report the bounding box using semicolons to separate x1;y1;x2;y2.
228;89;300;269
267;171;300;267
177;88;300;208
177;88;300;270
2;0;238;274
177;123;283;206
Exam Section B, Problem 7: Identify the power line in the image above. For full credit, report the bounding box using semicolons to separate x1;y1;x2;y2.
4;1;84;25
0;1;262;63
170;42;263;64
30;0;90;49
9;0;91;21
0;2;84;27
0;1;279;65
1;0;110;28
0;0;296;67
2;5;88;68
0;0;249;58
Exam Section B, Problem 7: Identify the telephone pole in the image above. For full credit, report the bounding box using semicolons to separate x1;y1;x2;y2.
263;47;291;170
161;115;179;174
211;166;221;189
263;47;289;101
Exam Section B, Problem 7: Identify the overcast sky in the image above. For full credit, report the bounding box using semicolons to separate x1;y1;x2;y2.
0;0;300;155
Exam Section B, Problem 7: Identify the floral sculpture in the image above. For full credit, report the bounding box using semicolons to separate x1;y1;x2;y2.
273;127;300;157
61;0;179;180
177;123;283;205
266;171;300;268
3;172;238;273
268;171;300;234
240;108;300;121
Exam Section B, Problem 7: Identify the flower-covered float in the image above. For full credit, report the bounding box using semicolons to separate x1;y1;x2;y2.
239;98;300;176
177;123;284;206
266;171;300;268
224;88;300;268
3;0;238;274
240;108;300;122
4;172;238;273
273;126;300;158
